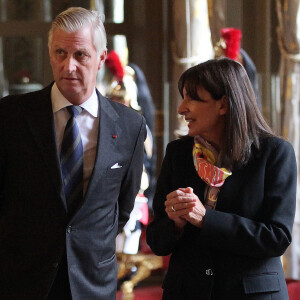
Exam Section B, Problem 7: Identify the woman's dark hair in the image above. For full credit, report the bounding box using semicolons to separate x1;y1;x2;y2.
178;58;274;167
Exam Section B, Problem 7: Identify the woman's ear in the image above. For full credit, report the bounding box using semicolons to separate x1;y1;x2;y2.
218;95;228;116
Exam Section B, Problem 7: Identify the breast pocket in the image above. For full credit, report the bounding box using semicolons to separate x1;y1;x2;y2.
105;161;128;178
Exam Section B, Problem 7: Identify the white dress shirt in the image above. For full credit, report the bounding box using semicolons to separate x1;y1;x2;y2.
51;83;99;194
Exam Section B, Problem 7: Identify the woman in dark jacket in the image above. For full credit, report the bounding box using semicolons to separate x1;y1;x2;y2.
146;58;296;300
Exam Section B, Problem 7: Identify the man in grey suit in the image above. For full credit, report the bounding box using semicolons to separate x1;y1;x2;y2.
0;7;146;300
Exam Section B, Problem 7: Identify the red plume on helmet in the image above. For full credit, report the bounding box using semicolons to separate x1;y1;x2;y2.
103;51;140;111
105;50;125;81
220;28;242;61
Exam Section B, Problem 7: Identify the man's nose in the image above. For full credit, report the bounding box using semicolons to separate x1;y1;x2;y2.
64;55;76;73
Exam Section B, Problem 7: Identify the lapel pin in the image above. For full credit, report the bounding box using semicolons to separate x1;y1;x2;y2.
112;135;117;139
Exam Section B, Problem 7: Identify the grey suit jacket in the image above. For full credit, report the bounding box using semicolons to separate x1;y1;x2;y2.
147;136;296;300
0;83;146;299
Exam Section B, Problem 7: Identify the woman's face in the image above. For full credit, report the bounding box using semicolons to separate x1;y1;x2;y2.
178;86;227;146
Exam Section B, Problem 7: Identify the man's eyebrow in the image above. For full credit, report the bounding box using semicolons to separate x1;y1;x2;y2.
75;48;89;53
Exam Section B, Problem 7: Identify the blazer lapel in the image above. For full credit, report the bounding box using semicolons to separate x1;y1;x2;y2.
216;164;249;211
21;85;66;210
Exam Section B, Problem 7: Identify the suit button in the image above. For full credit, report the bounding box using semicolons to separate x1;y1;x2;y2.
205;269;214;276
52;263;59;268
67;226;72;233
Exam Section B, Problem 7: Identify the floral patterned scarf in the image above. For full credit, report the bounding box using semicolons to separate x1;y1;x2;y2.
193;136;232;210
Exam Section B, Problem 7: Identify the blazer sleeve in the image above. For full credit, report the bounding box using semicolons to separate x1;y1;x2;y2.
200;138;297;258
117;116;147;233
146;142;183;256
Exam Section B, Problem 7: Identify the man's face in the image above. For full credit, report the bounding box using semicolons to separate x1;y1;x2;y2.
49;26;106;105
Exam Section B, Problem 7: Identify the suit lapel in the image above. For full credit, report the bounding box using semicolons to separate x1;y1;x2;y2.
21;85;66;210
84;91;122;199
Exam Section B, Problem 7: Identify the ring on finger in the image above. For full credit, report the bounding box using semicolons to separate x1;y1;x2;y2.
171;205;176;212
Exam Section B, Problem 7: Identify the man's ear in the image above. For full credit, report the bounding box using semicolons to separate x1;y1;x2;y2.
98;50;107;70
218;95;228;116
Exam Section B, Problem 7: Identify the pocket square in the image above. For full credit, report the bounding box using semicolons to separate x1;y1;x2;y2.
111;163;122;169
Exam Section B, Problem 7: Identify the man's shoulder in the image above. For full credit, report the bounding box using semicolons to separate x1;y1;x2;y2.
0;85;51;109
100;94;144;123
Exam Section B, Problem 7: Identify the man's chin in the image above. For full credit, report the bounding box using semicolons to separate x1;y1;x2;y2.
59;84;80;95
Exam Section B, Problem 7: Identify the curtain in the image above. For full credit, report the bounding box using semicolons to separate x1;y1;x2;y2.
0;37;8;97
276;0;300;279
0;1;7;97
170;0;214;140
207;0;226;46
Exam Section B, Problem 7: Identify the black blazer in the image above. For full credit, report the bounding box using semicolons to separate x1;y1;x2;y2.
0;84;146;299
147;136;297;300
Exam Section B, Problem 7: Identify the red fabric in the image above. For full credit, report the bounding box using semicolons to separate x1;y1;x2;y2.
139;225;153;254
105;51;125;81
139;202;149;225
117;285;163;300
286;278;300;300
136;193;149;225
162;255;171;269
221;28;242;61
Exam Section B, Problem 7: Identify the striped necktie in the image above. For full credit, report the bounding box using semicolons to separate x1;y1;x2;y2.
60;105;83;212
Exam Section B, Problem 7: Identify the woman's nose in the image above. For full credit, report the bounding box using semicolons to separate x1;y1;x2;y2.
178;99;187;115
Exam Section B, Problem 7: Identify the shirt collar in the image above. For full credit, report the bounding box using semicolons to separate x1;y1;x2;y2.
51;82;98;117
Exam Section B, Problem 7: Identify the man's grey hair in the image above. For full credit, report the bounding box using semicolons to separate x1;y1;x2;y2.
48;7;107;54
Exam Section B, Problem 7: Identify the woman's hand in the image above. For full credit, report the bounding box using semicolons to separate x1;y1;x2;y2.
164;187;198;230
165;187;206;230
180;188;206;228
